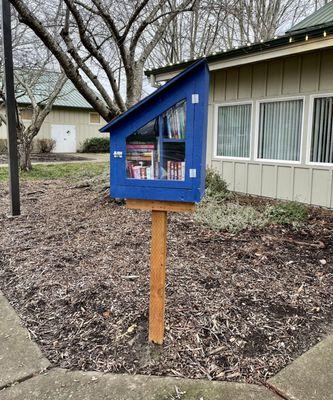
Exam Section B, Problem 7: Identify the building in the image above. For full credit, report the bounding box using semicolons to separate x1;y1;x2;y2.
0;72;105;153
145;2;333;208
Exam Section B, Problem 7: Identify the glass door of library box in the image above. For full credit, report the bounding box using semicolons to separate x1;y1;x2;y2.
119;96;195;189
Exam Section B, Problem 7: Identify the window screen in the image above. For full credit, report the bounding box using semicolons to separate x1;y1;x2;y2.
310;96;333;164
126;100;186;180
258;100;303;161
217;104;251;158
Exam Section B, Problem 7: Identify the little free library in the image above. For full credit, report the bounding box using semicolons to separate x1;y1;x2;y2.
100;60;210;344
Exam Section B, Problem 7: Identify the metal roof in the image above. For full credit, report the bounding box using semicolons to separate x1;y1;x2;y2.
16;71;93;110
288;1;333;33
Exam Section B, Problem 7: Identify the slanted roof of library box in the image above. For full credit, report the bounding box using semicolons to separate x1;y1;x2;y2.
99;59;208;134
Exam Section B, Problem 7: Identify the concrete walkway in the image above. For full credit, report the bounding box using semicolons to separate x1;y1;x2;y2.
0;290;332;400
0;153;109;168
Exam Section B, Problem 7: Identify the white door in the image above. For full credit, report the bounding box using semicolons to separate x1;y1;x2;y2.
51;125;76;153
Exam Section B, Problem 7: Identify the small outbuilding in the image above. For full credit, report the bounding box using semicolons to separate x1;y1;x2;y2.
100;60;209;203
145;2;333;208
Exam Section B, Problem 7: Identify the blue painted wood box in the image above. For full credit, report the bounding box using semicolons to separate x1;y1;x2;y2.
100;60;209;203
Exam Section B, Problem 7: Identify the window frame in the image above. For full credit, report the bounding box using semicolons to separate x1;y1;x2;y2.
307;93;333;167
89;112;101;125
213;100;253;161
254;96;305;165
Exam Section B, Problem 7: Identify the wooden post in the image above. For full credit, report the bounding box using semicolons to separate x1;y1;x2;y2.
149;210;167;344
126;199;195;344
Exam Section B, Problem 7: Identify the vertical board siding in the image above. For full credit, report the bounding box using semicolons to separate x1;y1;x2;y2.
226;69;239;100
213;70;227;102
252;62;267;98
238;66;252;99
234;163;247;192
319;49;333;91
282;56;301;94
293;168;311;203
262;165;276;197
311;169;331;207
276;166;293;200
300;53;320;92
267;60;283;97
247;164;261;195
210;49;333;208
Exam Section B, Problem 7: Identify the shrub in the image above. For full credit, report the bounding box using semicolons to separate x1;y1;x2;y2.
0;139;7;153
37;139;56;153
205;168;230;201
195;200;267;233
264;201;309;227
82;137;110;153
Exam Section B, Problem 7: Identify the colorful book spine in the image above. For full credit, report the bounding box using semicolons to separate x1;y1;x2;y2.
164;101;186;139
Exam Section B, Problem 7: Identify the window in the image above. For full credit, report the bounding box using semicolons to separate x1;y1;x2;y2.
258;99;303;161
310;96;333;164
20;108;33;120
126;100;186;180
89;112;101;124
216;104;251;158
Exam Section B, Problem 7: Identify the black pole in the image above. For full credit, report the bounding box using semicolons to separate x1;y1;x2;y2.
1;0;20;216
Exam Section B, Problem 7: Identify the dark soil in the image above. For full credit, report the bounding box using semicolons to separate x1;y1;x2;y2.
0;181;332;383
0;153;91;164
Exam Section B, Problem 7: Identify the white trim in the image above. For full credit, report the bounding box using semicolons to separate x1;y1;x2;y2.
254;96;305;164
89;112;101;125
306;93;333;167
213;101;253;161
153;37;333;82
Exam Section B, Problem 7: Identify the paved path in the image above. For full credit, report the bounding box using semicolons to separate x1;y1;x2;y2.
0;289;332;399
268;333;333;400
0;369;279;400
0;153;109;168
0;293;49;389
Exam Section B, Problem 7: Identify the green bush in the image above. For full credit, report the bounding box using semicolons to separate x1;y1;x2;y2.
264;201;309;227
205;168;230;201
195;200;267;233
82;137;110;153
0;139;7;153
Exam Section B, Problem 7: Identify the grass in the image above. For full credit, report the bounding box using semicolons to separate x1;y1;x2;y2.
0;162;109;182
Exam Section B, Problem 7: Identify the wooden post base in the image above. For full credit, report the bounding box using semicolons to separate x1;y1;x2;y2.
126;199;195;345
149;210;167;344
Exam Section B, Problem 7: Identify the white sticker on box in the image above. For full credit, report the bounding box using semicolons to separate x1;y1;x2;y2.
189;168;197;178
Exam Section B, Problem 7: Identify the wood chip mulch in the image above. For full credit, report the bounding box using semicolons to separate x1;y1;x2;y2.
0;181;332;384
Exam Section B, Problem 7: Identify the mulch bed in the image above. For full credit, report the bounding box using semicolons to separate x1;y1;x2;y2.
0;153;91;164
0;181;332;384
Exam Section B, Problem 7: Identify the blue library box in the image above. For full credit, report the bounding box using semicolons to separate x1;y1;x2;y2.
100;60;209;203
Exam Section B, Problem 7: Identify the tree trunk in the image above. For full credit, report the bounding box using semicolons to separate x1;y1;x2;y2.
19;140;32;171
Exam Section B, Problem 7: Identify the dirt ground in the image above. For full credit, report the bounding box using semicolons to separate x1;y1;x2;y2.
0;180;332;384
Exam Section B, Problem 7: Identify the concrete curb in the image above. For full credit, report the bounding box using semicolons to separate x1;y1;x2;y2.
0;292;50;389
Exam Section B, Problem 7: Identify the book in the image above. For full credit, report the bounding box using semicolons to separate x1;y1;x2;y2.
163;100;186;139
126;147;155;180
166;160;185;181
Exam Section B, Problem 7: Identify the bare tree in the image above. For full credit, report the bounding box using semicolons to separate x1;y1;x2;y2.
9;0;195;122
0;68;67;171
149;0;329;67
